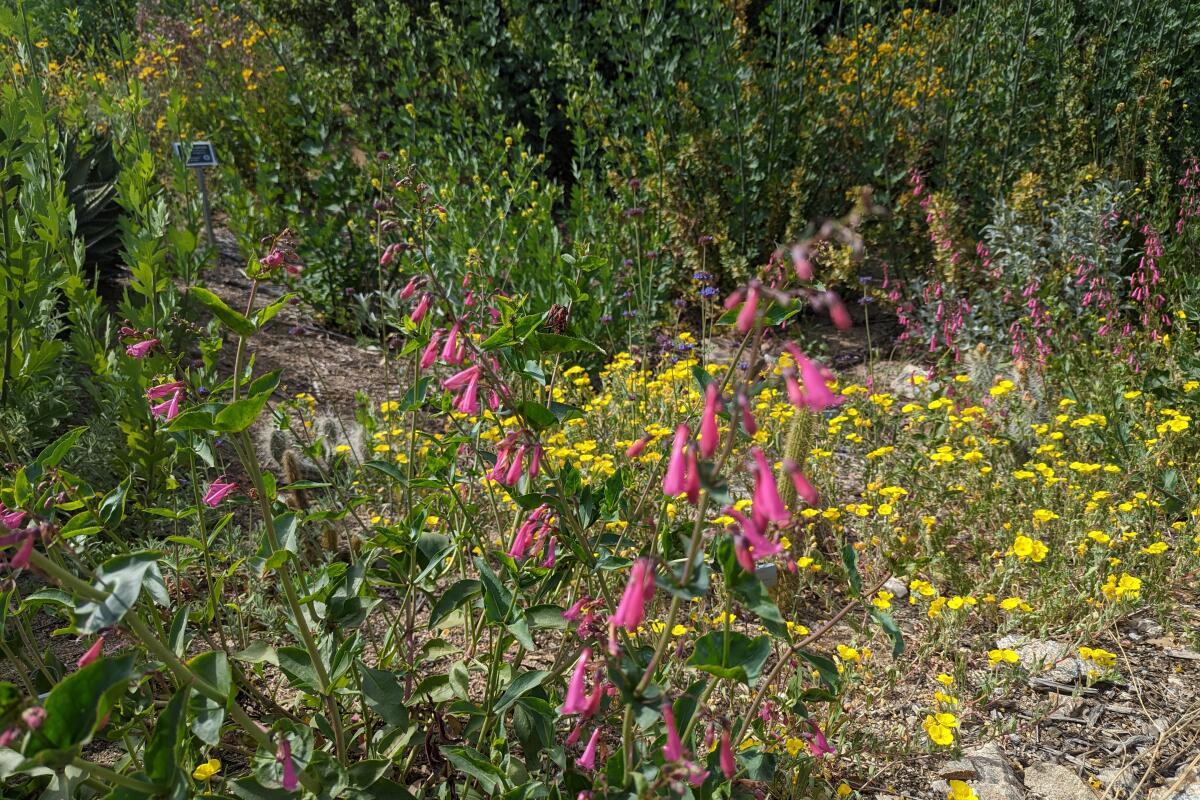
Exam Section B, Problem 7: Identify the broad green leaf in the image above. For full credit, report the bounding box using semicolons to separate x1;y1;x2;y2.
360;666;409;727
493;670;550;713
187;651;231;746
74;552;166;634
35;427;86;467
144;687;188;788
439;746;506;793
190;286;256;336
26;654;136;759
686;631;772;685
215;392;272;432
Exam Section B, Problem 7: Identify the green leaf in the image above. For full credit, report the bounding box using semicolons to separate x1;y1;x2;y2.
687;631;772;685
254;294;296;328
475;557;514;623
841;543;862;596
364;460;406;485
144;687;188;788
428;579;480;629
871;609;904;658
361;666;410;727
190;286;256;336
98;478;129;526
439;746;506;793
187;651;231;746
533;333;603;354
516;401;557;431
276;646;320;693
215;392;272;432
74;552;167;634
26;654;136;758
798;648;840;688
35;427;86;467
233;641;278;666
493;670;550;714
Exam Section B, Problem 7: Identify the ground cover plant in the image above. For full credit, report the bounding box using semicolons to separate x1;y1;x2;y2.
1;1;1199;799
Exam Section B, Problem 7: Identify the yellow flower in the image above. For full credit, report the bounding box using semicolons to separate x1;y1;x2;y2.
1141;541;1168;555
872;591;894;610
670;624;688;637
192;758;221;781
988;649;1020;666
1078;646;1117;668
785;736;806;756
837;644;861;662
1010;535;1048;563
935;673;954;686
948;780;979;800
923;714;956;746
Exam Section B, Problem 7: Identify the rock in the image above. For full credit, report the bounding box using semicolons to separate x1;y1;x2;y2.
1149;763;1200;800
996;635;1082;682
940;759;979;781
965;742;1026;800
890;364;939;398
754;563;778;587
1123;615;1165;642
1023;762;1095;800
1097;767;1138;797
882;576;909;599
932;780;952;795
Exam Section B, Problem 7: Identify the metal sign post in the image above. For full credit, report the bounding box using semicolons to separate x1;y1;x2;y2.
173;141;219;251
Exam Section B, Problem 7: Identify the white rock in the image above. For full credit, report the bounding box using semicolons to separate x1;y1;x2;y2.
1023;762;1095;800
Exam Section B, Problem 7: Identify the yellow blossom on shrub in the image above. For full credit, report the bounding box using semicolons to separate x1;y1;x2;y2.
923;712;957;745
988;648;1020;666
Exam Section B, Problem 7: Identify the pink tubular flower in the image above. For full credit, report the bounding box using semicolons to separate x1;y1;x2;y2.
562;596;591;622
785;344;843;411
503;445;526;486
750;449;788;527
125;338;158;358
277;736;299;791
625;435;651;459
565;721;586;746
440;321;462;365
540;536;556;568
807;722;836;757
0;727;19;748
791;244;814;281
661;703;684;762
77;635;105;668
662;425;690;497
559;648;592;715
720;731;736;779
700;383;721;458
150;389;182;421
529;445;542;478
737;393;758;435
0;505;26;530
420;330;443;369
827;293;852;330
410;293;432;323
725;508;781;561
734;536;756;573
736;286;760;333
783;460;819;506
610;558;654;632
443;364;480;390
21;706;45;731
202;477;236;508
146;380;184;400
10;533;33;570
576;727;600;770
400;276;421;300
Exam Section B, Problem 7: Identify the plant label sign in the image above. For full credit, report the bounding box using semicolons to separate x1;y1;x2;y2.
172;140;218;168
